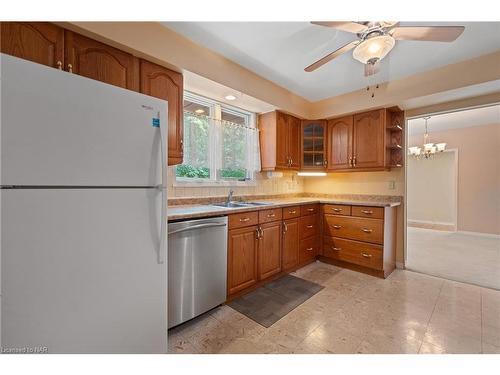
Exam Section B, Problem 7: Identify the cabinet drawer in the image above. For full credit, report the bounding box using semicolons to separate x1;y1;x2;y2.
229;211;259;229
324;215;384;244
283;205;301;219
323;204;351;216
299;214;319;239
258;208;283;223
300;204;319;216
351;206;384;219
299;237;318;263
323;236;383;270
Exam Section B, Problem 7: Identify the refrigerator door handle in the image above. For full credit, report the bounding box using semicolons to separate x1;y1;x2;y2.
158;111;167;265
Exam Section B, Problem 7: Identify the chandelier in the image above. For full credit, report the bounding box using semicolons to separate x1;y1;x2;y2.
408;116;446;159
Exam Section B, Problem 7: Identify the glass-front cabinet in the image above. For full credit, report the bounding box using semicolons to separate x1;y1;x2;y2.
301;120;326;169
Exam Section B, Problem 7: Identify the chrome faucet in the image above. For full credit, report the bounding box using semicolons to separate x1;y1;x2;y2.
226;189;234;205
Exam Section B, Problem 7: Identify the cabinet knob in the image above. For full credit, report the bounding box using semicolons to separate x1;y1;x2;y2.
288;210;296;214
306;225;314;229
362;228;373;233
332;208;342;212
239;217;250;222
267;213;276;218
306;247;313;251
56;61;62;70
353;156;357;167
332;225;341;229
331;247;341;251
348;156;353;167
307;208;314;212
361;252;372;258
67;64;73;73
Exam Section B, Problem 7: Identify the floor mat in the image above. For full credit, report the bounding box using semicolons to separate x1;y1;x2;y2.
228;274;324;327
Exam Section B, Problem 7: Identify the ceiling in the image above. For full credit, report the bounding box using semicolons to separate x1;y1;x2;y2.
408;104;500;135
163;22;500;101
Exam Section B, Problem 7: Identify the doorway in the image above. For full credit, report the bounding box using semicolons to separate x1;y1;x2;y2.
405;105;500;290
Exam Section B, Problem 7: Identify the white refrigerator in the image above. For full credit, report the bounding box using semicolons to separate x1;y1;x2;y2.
0;54;168;353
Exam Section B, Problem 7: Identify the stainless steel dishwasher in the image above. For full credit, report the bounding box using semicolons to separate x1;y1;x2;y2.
167;216;228;328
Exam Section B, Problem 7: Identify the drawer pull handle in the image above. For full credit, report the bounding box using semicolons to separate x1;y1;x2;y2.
332;247;341;251
289;210;297;214
239;217;250;222
307;208;315;212
332;225;342;229
362;210;374;215
267;213;276;218
332;208;342;212
306;247;313;251
362;228;373;233
306;225;314;229
283;222;288;233
361;252;372;258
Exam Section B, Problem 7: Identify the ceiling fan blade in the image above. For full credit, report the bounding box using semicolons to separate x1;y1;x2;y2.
391;26;465;42
305;40;359;72
364;60;380;77
311;21;368;34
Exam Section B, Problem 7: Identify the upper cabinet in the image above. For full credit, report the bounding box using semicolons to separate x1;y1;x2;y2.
326;108;404;172
140;60;184;165
259;111;301;171
1;22;64;69
326;116;352;171
64;31;139;91
301;120;326;170
352;109;385;169
1;22;185;166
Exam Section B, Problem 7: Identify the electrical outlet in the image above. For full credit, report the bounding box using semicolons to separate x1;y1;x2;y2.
388;180;396;190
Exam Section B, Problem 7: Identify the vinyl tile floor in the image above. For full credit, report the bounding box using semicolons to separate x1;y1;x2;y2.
407;227;500;290
168;261;500;354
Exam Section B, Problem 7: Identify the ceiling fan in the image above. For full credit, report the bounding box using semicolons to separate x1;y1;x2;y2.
304;22;465;76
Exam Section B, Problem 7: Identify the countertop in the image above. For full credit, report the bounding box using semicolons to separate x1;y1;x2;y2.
167;196;400;221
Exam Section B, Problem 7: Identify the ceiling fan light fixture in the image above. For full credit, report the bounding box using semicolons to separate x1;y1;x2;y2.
352;34;395;64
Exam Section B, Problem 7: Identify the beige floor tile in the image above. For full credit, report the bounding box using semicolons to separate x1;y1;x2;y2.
355;330;422;354
168;330;199;354
418;341;446;354
302;321;364;354
482;342;500;354
422;326;482;354
218;338;262;354
482;323;500;347
293;338;335;354
190;320;244;354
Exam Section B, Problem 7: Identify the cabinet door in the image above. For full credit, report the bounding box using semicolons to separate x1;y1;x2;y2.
353;109;385;168
140;60;184;165
327;116;353;171
258;222;282;280
288;115;301;169
282;218;299;271
276;111;290;169
228;226;259;296
65;31;139;91
302;120;326;170
1;22;64;69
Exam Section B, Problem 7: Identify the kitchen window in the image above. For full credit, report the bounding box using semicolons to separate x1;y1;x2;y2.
175;92;260;185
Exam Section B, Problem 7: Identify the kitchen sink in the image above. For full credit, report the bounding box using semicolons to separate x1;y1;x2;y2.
211;202;250;208
242;202;273;206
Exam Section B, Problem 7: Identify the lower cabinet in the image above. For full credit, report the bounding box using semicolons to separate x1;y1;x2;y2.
227;225;259;296
258;221;282;280
282;218;299;271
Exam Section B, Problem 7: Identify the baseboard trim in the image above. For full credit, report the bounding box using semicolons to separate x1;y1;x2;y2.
407;220;456;232
456;231;500;239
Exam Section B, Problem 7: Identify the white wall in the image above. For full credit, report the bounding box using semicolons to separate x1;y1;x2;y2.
407;151;458;228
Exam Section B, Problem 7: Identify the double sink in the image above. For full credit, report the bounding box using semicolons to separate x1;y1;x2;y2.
211;201;272;209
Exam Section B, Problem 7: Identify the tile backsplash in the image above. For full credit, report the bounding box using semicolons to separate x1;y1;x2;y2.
167;167;304;198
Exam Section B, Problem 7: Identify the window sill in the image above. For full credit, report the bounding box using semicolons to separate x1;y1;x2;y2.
173;178;257;188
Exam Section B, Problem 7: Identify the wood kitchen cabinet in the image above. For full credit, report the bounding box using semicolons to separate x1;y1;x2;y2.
282;218;299;271
140;60;184;165
258;221;282;280
1;22;185;166
227;225;259;295
352;109;385;169
301;120;327;169
64;31;139;91
327;116;353;171
326;108;403;172
259;111;301;171
0;22;64;69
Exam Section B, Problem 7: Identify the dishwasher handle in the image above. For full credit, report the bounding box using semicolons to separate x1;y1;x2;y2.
168;222;227;236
